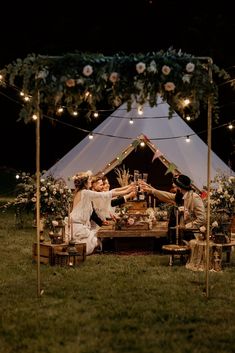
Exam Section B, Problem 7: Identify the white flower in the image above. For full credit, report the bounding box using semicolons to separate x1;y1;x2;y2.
52;220;59;226
136;62;146;74
109;72;119;83
212;221;219;228
164;82;175;91
127;217;135;225
77;78;84;85
148;60;157;73
182;74;191;83
83;65;93;77
162;65;171;75
36;69;49;80
186;62;195;73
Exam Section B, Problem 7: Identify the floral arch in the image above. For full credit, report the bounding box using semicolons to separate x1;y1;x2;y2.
0;49;230;123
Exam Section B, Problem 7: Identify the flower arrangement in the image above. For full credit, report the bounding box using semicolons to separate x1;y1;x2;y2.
114;165;132;186
202;172;235;239
3;172;73;228
209;173;235;216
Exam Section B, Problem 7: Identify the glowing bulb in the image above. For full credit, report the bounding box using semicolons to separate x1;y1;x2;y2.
138;106;144;115
182;98;190;107
186;136;190;142
73;111;78;116
89;133;94;140
228;123;233;130
32;114;37;120
93;112;99;118
57;107;64;114
186;115;191;121
140;141;145;147
129;118;134;124
16;174;20;179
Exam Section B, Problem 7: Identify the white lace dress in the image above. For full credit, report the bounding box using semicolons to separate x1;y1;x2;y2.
66;189;112;255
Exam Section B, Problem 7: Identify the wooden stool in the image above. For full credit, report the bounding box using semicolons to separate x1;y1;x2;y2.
162;244;190;266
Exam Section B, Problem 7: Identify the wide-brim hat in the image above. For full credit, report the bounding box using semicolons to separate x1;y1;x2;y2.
173;174;192;190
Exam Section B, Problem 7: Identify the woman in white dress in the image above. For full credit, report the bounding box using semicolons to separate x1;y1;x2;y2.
67;171;135;255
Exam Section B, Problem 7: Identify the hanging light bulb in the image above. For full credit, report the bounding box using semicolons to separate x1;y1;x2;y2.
228;123;233;130
93;112;99;118
89;133;94;140
57;107;64;114
129;118;134;124
186;115;191;121
32;114;38;120
186;136;190;142
183;98;190;106
140;141;145;147
137;106;144;115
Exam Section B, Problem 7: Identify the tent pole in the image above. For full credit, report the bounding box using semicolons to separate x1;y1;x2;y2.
36;89;42;297
205;58;213;298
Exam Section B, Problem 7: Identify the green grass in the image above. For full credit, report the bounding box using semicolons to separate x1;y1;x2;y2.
1;210;235;353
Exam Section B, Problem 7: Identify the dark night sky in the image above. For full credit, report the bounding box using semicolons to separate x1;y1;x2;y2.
0;0;234;173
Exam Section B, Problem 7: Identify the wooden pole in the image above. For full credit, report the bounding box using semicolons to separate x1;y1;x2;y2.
36;89;43;297
205;58;213;298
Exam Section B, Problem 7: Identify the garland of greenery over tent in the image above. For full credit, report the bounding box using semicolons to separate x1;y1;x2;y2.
0;49;230;123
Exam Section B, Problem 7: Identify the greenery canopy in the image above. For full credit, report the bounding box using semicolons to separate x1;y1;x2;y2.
0;48;230;122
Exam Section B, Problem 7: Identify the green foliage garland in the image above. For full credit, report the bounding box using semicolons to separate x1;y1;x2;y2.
0;49;230;122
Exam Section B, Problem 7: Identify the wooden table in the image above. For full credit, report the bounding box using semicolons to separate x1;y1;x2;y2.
97;222;168;252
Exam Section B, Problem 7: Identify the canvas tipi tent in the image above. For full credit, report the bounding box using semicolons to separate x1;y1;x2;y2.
46;98;233;191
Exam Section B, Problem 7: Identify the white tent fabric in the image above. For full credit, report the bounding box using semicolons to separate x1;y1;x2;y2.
46;98;233;190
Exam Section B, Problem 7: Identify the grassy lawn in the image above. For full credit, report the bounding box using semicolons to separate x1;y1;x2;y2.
0;209;235;353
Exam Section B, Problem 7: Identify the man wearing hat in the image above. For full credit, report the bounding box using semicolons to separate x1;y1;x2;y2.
140;174;206;243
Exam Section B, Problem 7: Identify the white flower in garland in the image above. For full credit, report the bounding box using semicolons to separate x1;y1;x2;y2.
182;74;191;84
148;60;157;73
136;62;146;74
162;65;171;75
186;62;195;73
109;72;119;83
77;78;84;85
83;65;93;77
164;82;175;91
66;78;76;87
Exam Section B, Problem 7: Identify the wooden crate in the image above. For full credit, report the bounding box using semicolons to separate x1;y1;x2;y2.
74;243;87;262
125;201;147;211
32;241;86;265
32;242;67;265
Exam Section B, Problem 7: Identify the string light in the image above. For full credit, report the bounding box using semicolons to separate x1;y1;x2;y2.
57;107;64;114
186;115;191;121
140;141;145;147
137;105;144;115
129;118;134;124
186;136;190;142
93;112;99;118
228;122;233;129
89;132;94;140
183;98;190;106
32;114;38;120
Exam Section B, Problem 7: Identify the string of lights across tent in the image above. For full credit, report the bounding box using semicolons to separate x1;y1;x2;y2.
0;80;234;141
